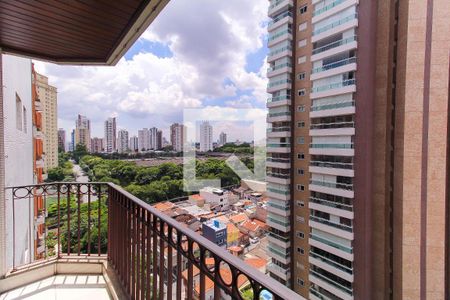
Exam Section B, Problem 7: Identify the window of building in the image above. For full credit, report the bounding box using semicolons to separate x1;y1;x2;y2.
297;153;305;160
298;56;306;64
298;137;305;144
297;247;305;255
299;5;307;14
296;231;305;239
297;278;305;286
297;262;305;270
16;94;22;131
297;121;305;128
297;72;306;80
297;169;304;175
297;184;305;191
298;22;307;31
23;107;27;133
297;200;305;207
298;39;307;48
298;89;306;97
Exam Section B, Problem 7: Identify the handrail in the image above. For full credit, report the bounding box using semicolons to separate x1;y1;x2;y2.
7;182;303;300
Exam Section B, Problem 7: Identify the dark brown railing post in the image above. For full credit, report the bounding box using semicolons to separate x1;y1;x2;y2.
57;183;61;258
97;186;102;256
67;184;71;256
88;184;92;256
77;184;81;256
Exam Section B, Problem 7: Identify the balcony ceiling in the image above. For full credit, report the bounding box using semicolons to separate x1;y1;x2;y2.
0;0;169;65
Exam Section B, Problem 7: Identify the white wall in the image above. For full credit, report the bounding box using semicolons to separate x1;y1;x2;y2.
2;54;34;268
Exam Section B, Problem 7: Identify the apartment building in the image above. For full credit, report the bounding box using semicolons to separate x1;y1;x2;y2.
138;128;150;151
170;123;185;152
104;117;117;153
33;72;57;170
199;121;213;152
90;137;103;153
129;135;139;152
57;128;65;152
266;0;450;299
219;131;227;146
117;129;129;153
75;114;91;150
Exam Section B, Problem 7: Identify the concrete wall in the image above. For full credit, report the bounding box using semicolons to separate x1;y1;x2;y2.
2;54;34;268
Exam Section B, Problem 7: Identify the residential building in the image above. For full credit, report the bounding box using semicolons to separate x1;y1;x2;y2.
2;54;35;268
33;71;57;170
149;127;161;150
75;114;90;150
104;117;117;153
202;220;227;248
199;187;229;211
199;121;213;152
90;137;103;153
69;129;75;152
170;123;185;152
138;128;150;151
117;129;129;153
57;128;65;152
219;131;227;146
265;0;450;299
129;136;139;152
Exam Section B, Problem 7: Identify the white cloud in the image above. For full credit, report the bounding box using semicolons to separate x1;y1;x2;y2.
33;0;269;139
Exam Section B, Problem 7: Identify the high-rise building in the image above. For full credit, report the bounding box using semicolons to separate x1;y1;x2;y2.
138;128;150;151
266;1;450;299
33;71;57;170
199;121;213;152
69;129;75;152
57;128;66;152
170;123;185;152
129;136;139;152
117;129;129;153
75;115;91;150
104;117;117;153
90;137;103;153
219;132;227;146
149;127;159;150
156;130;162;150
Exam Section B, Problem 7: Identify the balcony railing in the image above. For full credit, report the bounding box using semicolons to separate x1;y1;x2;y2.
267;157;290;163
267;187;290;195
268;10;293;27
310;143;354;149
312;0;345;17
309;251;353;274
311;79;356;93
310;160;353;170
310;215;353;232
267;62;292;73
312;35;357;55
310;121;354;130
312;14;358;36
267;127;291;133
310;196;353;211
268;44;292;57
311;57;357;74
310;233;353;253
267;94;291;103
268;79;292;89
310;179;353;191
268;28;292;42
310;100;355;112
6;182;300;300
310;269;353;296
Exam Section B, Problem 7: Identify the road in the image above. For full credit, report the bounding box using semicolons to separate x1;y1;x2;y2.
72;163;98;202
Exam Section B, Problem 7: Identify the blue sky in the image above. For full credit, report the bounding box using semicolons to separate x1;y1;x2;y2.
34;0;269;143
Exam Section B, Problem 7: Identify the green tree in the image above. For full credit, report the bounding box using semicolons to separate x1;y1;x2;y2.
72;144;88;163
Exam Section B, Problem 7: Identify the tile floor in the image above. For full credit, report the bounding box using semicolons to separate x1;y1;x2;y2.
0;275;111;300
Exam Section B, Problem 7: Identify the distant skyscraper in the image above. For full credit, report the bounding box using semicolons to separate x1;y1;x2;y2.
104;117;117;153
129;136;139;152
170;123;185;152
34;71;58;169
90;137;103;153
138;128;150;151
57;128;66;152
219;132;227;146
117;129;129;153
149;127;159;150
156;130;162;150
199;121;213;152
75;114;90;150
69;129;75;152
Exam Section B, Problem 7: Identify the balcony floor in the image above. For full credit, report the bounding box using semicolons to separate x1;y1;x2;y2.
0;275;111;300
